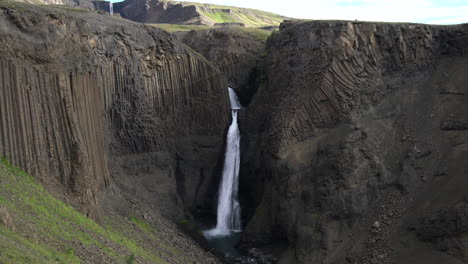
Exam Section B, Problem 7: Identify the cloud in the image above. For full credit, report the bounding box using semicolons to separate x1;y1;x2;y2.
335;1;370;7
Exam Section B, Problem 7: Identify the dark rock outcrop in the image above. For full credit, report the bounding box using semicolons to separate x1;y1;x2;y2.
114;0;203;24
0;0;229;237
416;202;468;262
93;0;112;13
175;27;268;105
241;20;468;264
214;22;245;27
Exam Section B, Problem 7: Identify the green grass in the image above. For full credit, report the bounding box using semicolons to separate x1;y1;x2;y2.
197;9;284;27
199;10;238;23
130;215;153;234
148;23;214;32
236;27;271;42
0;158;188;264
149;23;271;42
45;4;89;13
0;226;80;264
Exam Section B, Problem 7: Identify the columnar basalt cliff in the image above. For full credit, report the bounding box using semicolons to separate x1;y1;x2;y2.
241;20;468;264
0;0;229;235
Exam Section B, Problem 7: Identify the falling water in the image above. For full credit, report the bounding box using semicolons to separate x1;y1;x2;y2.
109;2;114;15
204;87;242;237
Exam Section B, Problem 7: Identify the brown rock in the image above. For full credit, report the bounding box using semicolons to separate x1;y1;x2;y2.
0;206;15;232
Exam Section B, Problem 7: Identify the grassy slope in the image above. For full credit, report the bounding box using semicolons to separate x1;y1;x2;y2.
236;27;272;41
148;24;272;42
0;158;191;264
197;9;284;27
148;23;214;32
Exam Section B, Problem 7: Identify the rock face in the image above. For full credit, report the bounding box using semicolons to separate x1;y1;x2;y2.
241;20;468;264
114;0;201;24
93;1;112;13
174;27;267;105
0;0;229;230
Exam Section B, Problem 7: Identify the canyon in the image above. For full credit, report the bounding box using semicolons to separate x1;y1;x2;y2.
0;0;468;264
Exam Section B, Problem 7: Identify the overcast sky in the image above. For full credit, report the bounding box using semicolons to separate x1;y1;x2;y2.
173;0;468;24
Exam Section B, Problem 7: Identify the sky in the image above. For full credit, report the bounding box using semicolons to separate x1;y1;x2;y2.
173;0;468;25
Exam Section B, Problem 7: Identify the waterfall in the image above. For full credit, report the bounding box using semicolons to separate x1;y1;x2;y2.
205;87;242;237
109;2;114;15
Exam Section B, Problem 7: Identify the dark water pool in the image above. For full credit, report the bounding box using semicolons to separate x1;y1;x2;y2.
201;229;268;264
203;230;243;257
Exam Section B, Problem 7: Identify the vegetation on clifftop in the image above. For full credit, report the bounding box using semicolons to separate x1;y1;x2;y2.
148;23;214;32
149;24;272;42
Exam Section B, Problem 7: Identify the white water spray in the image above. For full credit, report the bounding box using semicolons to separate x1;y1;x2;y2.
109;2;114;15
205;87;242;237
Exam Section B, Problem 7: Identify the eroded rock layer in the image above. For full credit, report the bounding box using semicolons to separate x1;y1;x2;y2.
242;20;468;264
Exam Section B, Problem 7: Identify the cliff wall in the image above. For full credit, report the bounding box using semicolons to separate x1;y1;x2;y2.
0;0;230;224
242;20;468;264
115;0;202;24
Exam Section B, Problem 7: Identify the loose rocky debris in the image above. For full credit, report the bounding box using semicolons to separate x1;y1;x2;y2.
220;247;278;264
245;248;278;264
359;192;405;264
0;206;15;232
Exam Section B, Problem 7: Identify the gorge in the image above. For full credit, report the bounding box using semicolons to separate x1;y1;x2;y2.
0;0;468;264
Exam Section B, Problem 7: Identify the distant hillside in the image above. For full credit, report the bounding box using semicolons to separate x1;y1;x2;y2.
114;0;288;27
8;0;288;28
10;0;96;10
